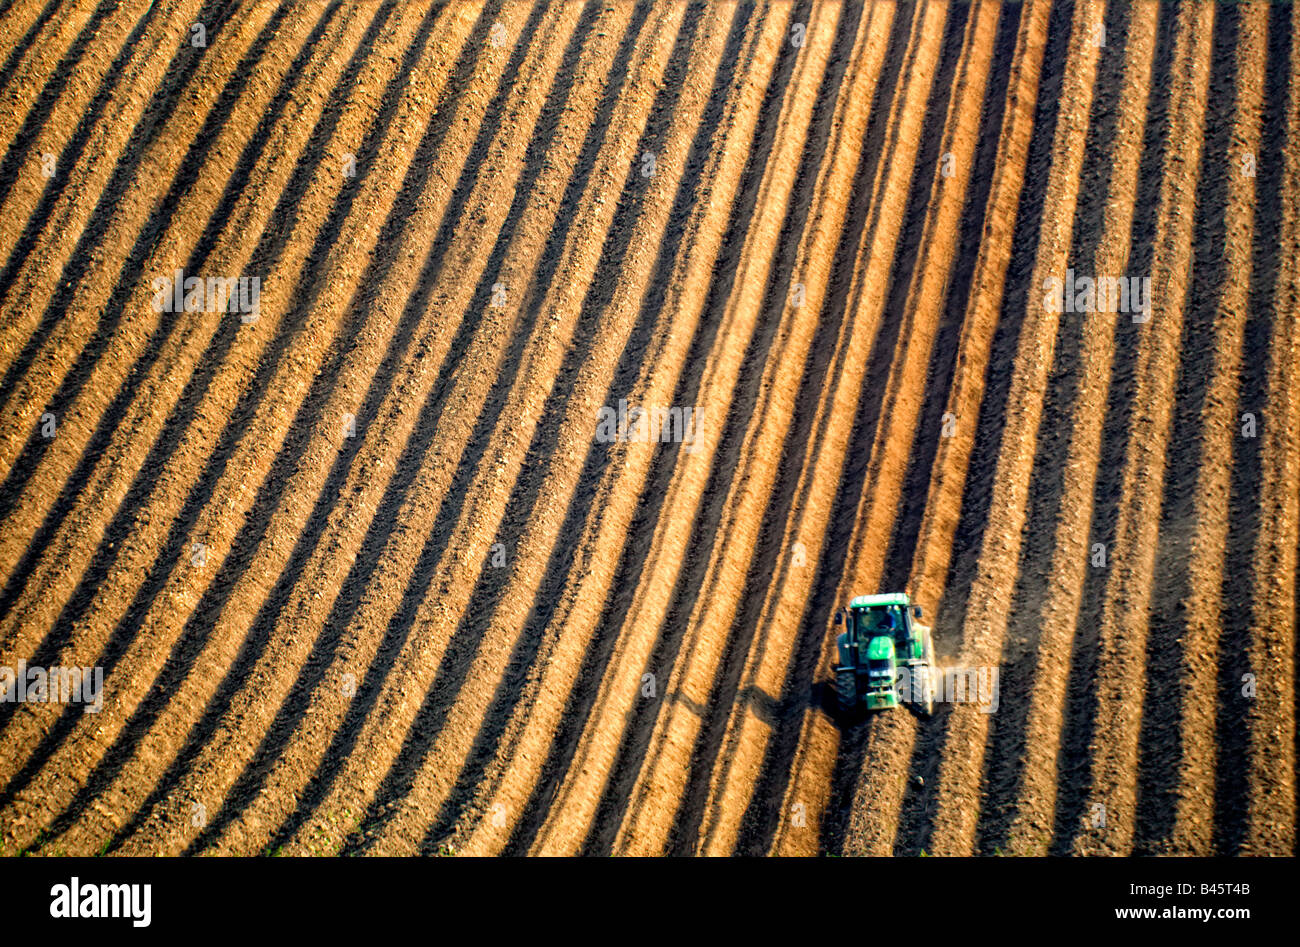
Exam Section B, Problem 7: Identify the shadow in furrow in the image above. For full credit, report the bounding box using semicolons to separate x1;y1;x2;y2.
412;1;726;855
686;0;971;856
0;0;280;622
1134;3;1242;854
0;0;153;216
330;0;663;856
176;0;562;854
0;0;70;111
87;0;493;854
893;0;1078;858
1212;0;1290;857
0;0;235;401
744;0;1021;859
582;0;877;858
0;0;328;688
1051;0;1182;855
0;0;423;828
502;0;810;859
975;0;1139;855
206;0;637;854
881;0;1019;595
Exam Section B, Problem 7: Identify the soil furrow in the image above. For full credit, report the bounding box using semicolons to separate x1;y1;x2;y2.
526;0;846;857
411;1;779;859
0;0;1292;858
56;0;558;858
0;0;146;287
0;0;148;227
220;0;653;860
472;4;793;858
0;0;89;116
979;0;1158;856
1134;1;1265;855
609;0;911;857
0;0;327;664
162;0;586;859
355;3;743;856
0;0;228;417
344;0;703;857
0;0;371;733
768;0;1049;858
1075;0;1216;855
1236;0;1299;855
0;0;471;853
923;0;1107;857
165;0;667;857
701;0;995;858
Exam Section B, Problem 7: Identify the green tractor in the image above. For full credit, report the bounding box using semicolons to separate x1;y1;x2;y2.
832;592;936;715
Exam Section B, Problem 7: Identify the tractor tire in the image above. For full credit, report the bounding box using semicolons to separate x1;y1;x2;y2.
835;668;858;713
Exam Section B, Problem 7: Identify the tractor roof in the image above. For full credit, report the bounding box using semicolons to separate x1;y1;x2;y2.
849;592;911;608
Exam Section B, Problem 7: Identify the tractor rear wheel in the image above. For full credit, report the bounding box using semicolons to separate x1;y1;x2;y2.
835;668;857;713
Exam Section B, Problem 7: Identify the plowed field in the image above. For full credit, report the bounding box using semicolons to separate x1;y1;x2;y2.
0;0;1295;856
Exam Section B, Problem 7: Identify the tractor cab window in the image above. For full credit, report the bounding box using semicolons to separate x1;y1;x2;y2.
853;610;872;637
856;606;903;637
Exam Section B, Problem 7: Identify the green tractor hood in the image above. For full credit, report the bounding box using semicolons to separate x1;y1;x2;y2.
867;635;895;660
